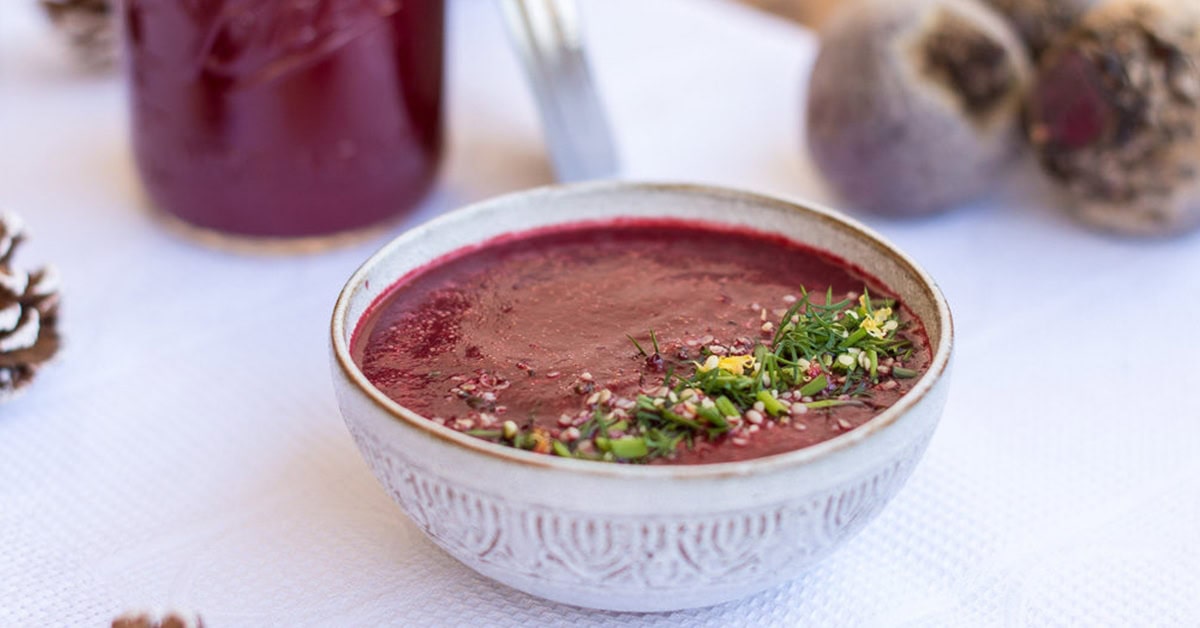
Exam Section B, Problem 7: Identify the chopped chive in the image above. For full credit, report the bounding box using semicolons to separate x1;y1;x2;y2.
660;409;703;430
466;429;502;439
799;374;827;396
635;410;661;424
697;405;728;429
804;399;867;409
755;390;788;416
649;329;660;354
840;327;868;348
892;366;919;379
552;440;572;457
715;395;740;418
608;436;649;459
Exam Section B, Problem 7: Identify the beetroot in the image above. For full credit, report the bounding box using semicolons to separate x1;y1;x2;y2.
1026;0;1200;236
806;0;1031;217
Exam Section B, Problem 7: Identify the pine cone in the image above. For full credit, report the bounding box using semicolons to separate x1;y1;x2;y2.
0;212;61;402
40;0;117;72
112;610;204;628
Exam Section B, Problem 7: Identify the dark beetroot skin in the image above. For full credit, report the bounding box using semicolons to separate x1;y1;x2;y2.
1029;50;1111;151
352;220;932;464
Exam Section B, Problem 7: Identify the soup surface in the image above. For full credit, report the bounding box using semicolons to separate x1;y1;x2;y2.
353;220;931;464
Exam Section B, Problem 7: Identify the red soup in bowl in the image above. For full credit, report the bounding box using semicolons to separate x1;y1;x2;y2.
352;220;931;465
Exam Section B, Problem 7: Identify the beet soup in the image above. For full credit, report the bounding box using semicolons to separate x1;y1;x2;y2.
352;220;932;465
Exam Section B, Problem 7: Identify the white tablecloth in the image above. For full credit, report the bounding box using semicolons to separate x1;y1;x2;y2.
2;1;1198;625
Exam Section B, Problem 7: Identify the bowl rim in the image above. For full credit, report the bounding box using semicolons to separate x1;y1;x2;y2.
331;181;954;480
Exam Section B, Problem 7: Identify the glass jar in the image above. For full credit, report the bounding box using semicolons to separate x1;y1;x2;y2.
123;0;445;241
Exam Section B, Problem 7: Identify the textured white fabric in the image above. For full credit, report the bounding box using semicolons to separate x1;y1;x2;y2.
2;0;1199;625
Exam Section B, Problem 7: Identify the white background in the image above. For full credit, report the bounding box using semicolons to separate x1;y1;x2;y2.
2;0;1198;625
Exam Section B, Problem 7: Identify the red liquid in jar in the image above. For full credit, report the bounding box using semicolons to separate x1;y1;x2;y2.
124;0;445;238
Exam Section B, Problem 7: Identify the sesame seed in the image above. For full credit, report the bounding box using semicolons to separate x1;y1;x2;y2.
880;380;899;391
460;383;476;392
495;405;508;415
783;294;797;303
877;365;891;375
598;389;613;404
761;321;774;333
700;334;714;345
479;413;498;426
731;437;749;447
837;418;853;430
790;402;809;415
580;371;594;381
752;401;766;413
708;345;728;356
794;422;808;430
746;409;765;424
545;371;561;379
748;424;761;433
562;427;581;442
453;418;475;431
558;414;574;427
585;391;601;405
481;391;497;402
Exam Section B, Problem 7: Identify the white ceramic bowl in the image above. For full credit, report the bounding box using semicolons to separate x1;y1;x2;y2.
330;182;953;612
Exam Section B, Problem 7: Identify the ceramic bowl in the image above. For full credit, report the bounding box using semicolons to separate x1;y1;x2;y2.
330;182;953;612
